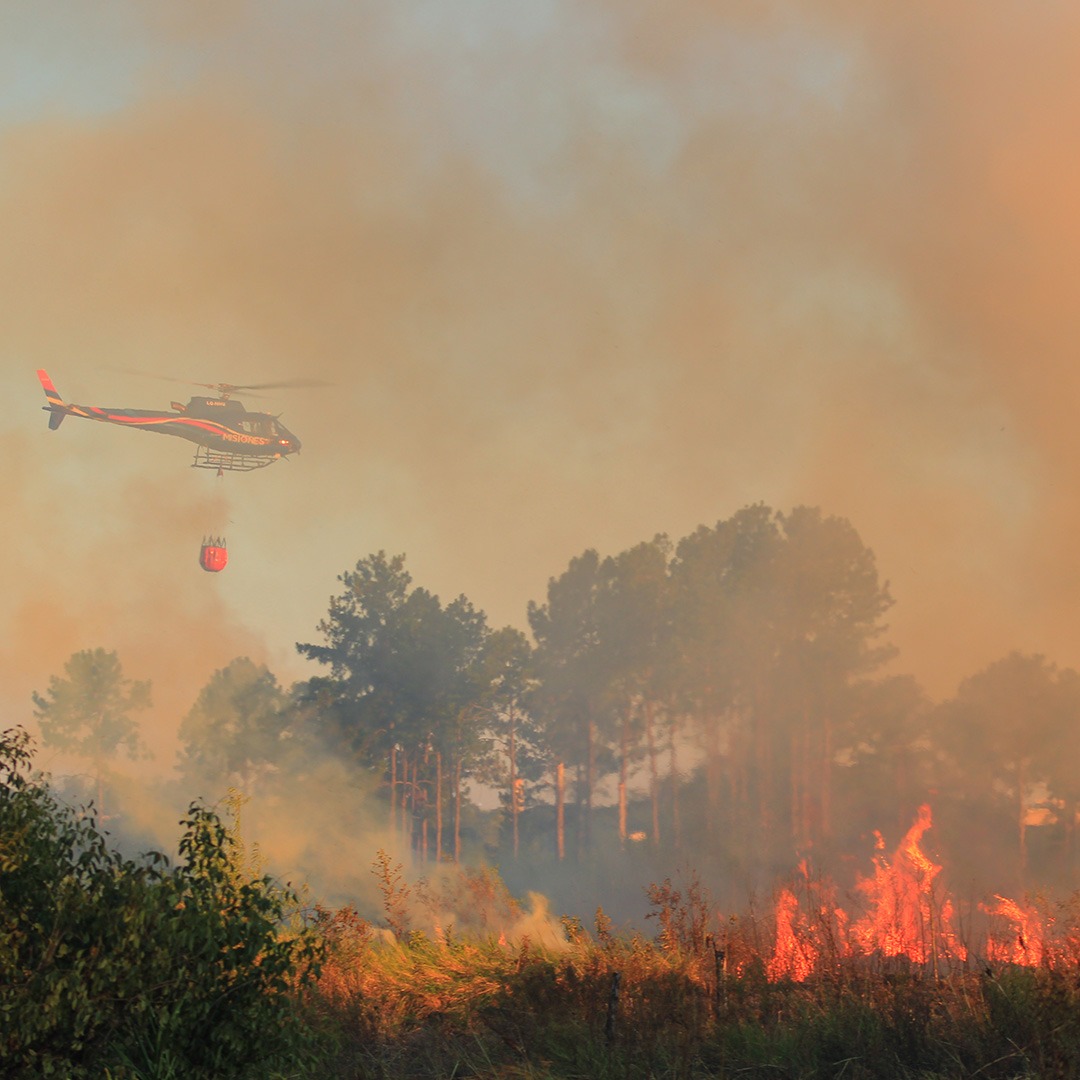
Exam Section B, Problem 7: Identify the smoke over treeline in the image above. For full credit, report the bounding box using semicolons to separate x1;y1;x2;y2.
6;4;1080;922
4;1;1080;724
32;503;1080;926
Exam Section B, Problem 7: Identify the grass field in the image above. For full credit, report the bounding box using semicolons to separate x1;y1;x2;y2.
300;856;1080;1080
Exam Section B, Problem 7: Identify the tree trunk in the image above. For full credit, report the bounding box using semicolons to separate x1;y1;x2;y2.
556;761;566;861
585;716;595;854
508;705;519;858
94;756;105;822
618;706;629;846
1017;758;1028;883
646;699;660;846
670;712;681;850
389;745;397;834
705;707;720;841
454;758;462;862
402;754;412;846
791;728;802;849
436;750;443;863
820;706;833;842
1067;800;1079;888
751;677;773;878
576;761;586;859
792;712;814;851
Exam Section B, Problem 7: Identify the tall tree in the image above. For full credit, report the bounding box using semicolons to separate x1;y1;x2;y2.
471;626;540;858
669;505;895;870
769;506;896;849
528;550;609;859
177;657;291;794
935;652;1060;884
32;648;151;815
296;551;491;860
428;594;490;861
669;505;780;854
296;551;418;827
595;536;673;848
1046;666;1080;886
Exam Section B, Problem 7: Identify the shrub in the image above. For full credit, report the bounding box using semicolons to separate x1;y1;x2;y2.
0;726;323;1078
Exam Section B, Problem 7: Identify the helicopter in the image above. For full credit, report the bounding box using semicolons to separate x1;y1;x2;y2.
36;369;313;472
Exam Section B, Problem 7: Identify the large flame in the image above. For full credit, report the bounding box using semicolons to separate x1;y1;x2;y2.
764;805;981;982
766;886;819;982
982;894;1048;967
848;804;967;966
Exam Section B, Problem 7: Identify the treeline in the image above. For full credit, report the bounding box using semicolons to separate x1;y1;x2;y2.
32;503;1080;894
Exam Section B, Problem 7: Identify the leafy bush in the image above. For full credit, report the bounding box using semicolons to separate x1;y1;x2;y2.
0;726;323;1078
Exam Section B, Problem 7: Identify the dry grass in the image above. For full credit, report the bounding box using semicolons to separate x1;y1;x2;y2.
297;868;1080;1079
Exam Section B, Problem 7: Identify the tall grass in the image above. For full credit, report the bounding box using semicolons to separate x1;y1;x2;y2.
300;867;1080;1079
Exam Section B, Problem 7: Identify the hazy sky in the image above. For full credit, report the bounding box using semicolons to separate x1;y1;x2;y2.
2;1;1078;765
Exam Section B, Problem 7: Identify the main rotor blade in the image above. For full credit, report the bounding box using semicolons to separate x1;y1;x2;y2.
221;379;333;391
108;367;331;398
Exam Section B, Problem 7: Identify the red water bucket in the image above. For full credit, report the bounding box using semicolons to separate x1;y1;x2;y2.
199;536;228;573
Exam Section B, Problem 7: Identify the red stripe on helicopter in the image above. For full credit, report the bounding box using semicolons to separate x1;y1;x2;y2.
86;410;272;445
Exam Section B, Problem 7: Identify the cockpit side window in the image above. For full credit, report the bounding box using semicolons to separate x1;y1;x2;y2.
238;416;274;437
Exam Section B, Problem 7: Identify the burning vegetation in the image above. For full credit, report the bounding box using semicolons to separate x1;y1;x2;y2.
16;502;1080;1076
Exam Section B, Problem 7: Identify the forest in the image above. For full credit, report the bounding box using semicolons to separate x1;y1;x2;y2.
14;501;1080;1077
28;502;1080;908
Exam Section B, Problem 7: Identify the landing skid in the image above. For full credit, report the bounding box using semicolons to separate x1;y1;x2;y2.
191;446;279;472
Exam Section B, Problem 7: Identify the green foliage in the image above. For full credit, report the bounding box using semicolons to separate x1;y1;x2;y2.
297;550;489;761
32;647;150;762
0;727;323;1079
176;657;292;792
644;869;716;959
372;848;411;938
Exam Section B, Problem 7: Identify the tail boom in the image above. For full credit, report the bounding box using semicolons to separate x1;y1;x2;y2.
37;369;72;429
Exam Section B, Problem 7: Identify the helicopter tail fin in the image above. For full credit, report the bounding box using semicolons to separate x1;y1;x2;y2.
37;369;70;429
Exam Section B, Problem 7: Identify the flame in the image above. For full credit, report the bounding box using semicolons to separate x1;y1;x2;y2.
848;804;966;965
764;805;977;981
982;894;1047;967
756;807;1080;981
766;887;818;982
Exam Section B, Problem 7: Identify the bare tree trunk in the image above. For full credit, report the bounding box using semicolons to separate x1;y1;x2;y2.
1018;758;1028;883
402;754;412;846
618;707;629;845
508;705;519;858
705;707;720;841
436;750;443;863
585;717;595;853
791;729;802;849
670;712;681;850
556;761;566;861
454;758;462;863
792;712;815;851
389;745;397;835
820;708;833;842
576;761;586;859
1067;801;1078;887
422;740;430;858
754;680;773;861
646;699;660;846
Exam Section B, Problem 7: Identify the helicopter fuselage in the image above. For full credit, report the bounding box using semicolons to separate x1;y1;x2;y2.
37;371;302;471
